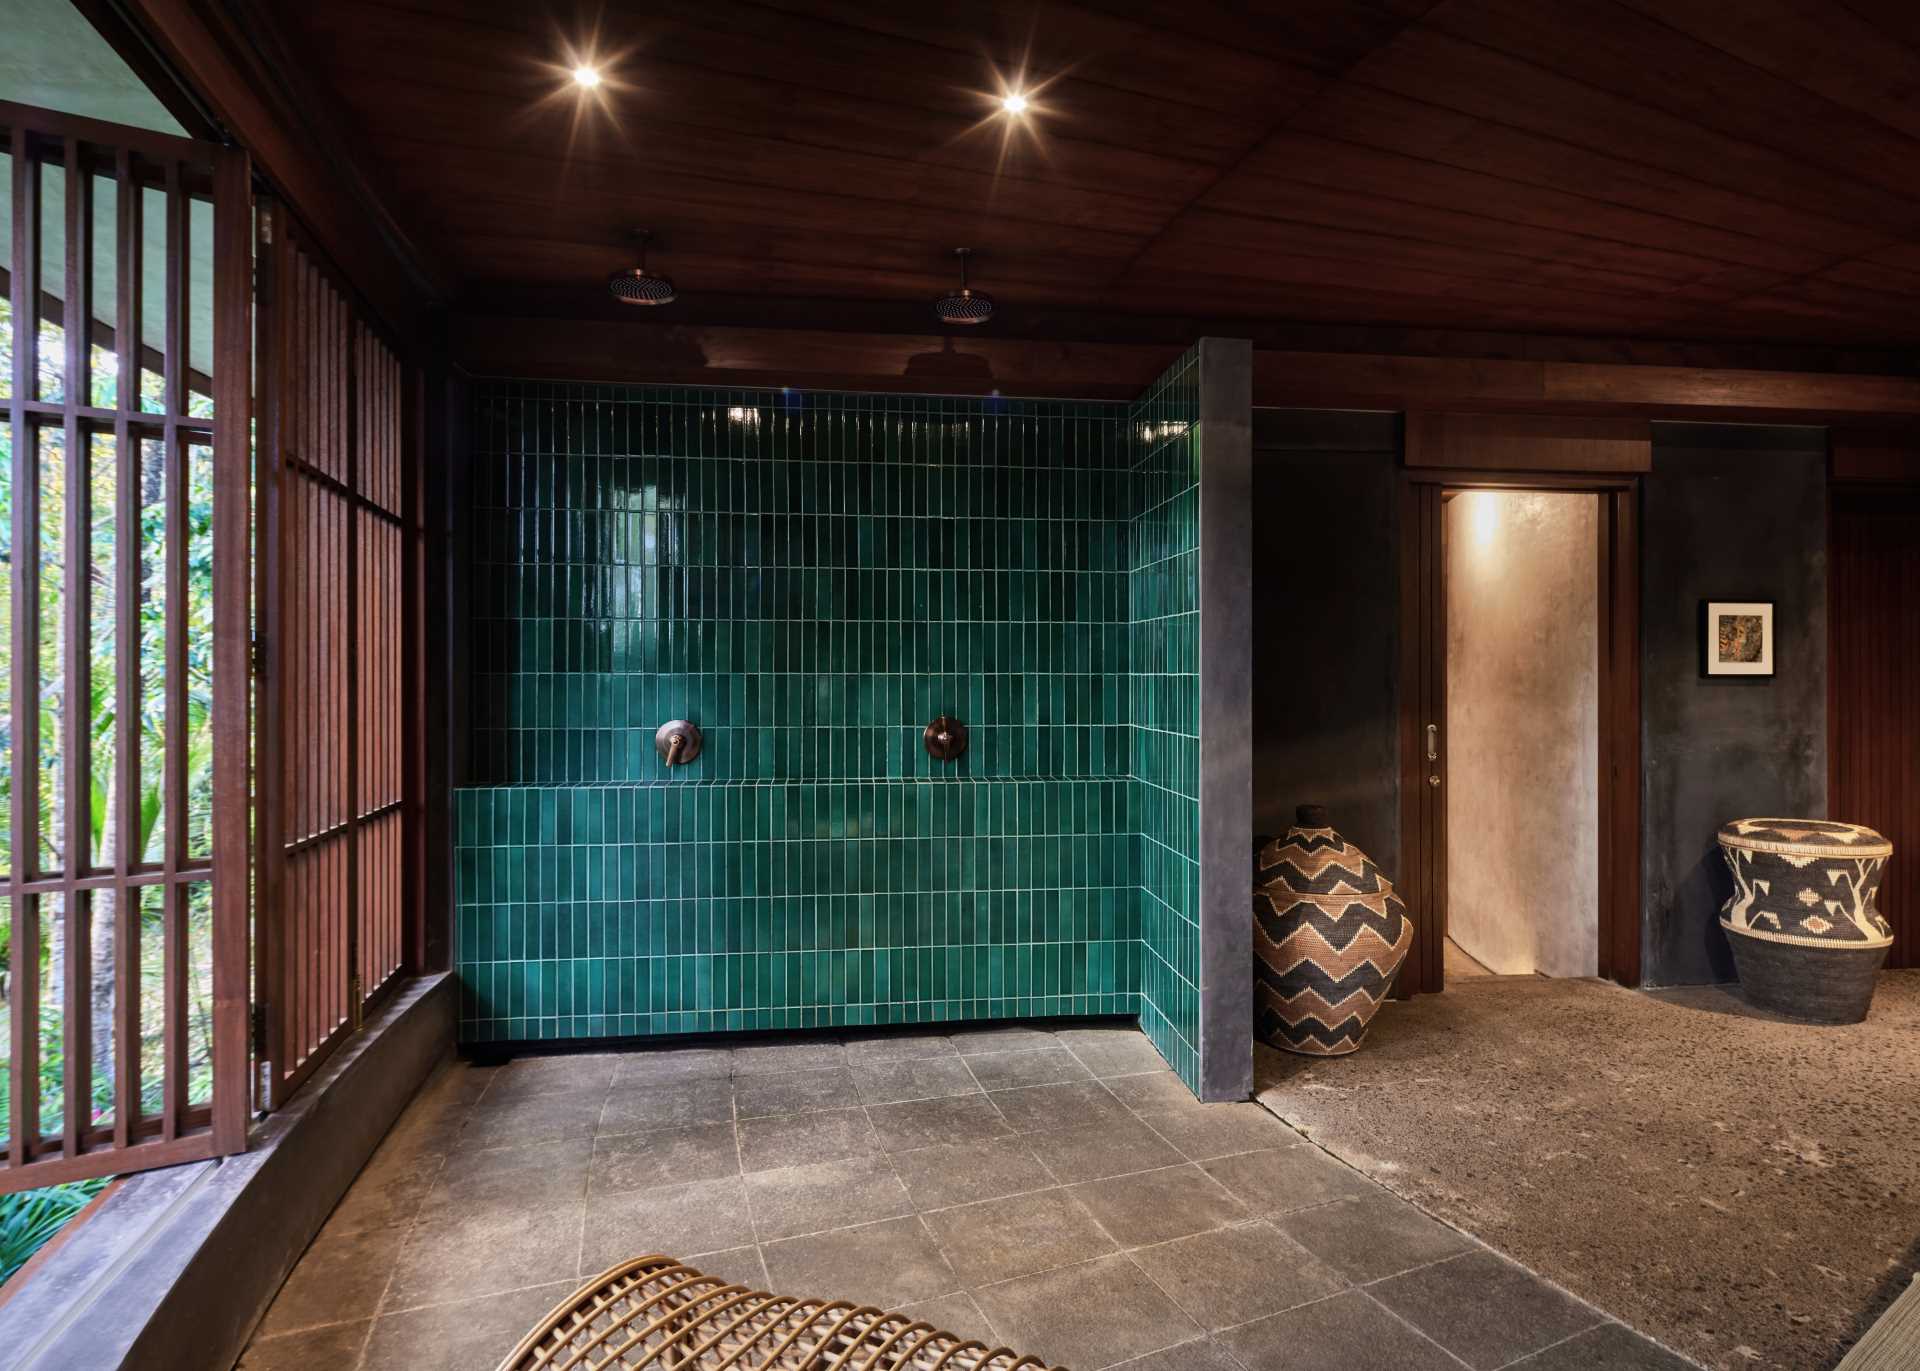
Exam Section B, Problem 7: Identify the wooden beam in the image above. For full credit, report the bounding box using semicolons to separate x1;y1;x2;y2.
1406;414;1652;472
452;314;1920;421
117;0;444;340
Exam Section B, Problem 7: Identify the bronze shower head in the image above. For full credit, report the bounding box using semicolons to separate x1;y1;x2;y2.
609;230;676;306
933;247;994;325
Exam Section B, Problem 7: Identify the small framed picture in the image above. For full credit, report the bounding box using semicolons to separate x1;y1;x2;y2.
1705;601;1774;676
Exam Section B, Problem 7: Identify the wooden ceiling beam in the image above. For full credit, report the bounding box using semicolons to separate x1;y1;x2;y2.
450;313;1920;421
119;0;448;339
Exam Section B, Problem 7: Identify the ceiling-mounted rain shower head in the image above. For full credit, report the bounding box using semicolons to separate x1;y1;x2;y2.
934;248;994;325
609;230;676;306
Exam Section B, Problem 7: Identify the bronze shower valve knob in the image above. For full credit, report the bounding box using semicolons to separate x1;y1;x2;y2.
924;716;968;762
655;720;702;767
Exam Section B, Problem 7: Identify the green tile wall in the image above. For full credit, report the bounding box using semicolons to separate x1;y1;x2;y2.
1128;351;1202;1090
456;385;1146;1041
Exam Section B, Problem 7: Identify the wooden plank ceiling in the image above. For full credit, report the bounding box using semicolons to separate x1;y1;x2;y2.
271;0;1920;344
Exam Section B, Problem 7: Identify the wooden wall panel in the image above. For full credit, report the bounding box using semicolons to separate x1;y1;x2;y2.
1829;488;1920;969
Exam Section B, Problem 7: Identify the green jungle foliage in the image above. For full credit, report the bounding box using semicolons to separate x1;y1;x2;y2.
0;1177;111;1287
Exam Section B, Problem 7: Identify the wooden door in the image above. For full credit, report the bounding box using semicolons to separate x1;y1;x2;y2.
1;100;251;1191
253;203;413;1109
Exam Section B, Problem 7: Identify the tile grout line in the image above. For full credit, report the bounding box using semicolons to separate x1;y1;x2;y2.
1354;1287;1481;1371
1484;1315;1614;1371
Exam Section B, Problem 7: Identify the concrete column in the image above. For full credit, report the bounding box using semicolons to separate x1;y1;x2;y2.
1196;337;1254;1101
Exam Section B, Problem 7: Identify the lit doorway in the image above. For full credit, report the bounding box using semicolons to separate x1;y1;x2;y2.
1441;491;1600;980
1396;463;1641;998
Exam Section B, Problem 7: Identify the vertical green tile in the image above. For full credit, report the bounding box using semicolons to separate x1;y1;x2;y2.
455;382;1193;1076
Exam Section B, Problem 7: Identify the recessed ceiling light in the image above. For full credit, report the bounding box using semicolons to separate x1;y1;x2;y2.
1001;92;1029;115
572;65;603;89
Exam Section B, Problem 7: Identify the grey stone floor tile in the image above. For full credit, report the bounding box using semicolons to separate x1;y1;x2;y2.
1067;1165;1249;1248
236;1320;372;1370
360;1280;576;1371
964;1047;1094;1091
844;1032;958;1064
922;1187;1116;1286
325;1151;441;1235
737;1106;878;1172
598;1077;734;1134
891;1136;1054;1211
987;1079;1132;1134
577;1176;755;1274
383;1203;585;1310
1105;1336;1244;1371
458;1087;608;1151
1127;1220;1348;1330
256;1221;409;1337
430;1137;593;1197
588;1122;740;1196
851;1055;982;1105
972;1253;1202;1370
897;1291;1000;1345
682;1245;770;1291
418;1158;589;1225
1101;1071;1199;1113
1134;1102;1299;1161
1368;1251;1603;1370
482;1054;617;1101
368;1103;472;1167
734;1066;858;1118
762;1215;958;1309
1025;1117;1185;1183
1056;1030;1172;1078
745;1153;914;1242
731;1039;848;1075
1201;1144;1375;1215
608;1047;732;1088
1503;1322;1698;1370
867;1093;1013;1152
1269;1194;1475;1284
950;1025;1058;1055
1220;1289;1466;1371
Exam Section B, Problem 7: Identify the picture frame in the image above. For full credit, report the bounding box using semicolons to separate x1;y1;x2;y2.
1704;601;1774;676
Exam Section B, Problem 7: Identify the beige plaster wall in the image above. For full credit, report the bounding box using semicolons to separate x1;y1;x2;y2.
1445;491;1599;977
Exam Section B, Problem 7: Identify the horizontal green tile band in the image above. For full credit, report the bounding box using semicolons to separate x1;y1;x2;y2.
456;380;1204;1092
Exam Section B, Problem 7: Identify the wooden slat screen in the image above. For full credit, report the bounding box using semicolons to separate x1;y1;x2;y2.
1830;488;1920;970
0;101;250;1191
255;205;410;1108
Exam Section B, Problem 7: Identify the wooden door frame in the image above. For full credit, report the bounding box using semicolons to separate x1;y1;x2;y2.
1396;469;1642;994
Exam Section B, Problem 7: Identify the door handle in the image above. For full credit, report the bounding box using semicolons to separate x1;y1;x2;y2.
1426;723;1438;761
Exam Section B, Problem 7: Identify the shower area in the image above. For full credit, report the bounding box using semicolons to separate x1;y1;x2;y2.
450;346;1252;1099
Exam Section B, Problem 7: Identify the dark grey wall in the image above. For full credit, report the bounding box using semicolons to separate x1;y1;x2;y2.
1251;410;1401;864
1198;340;1254;1102
1641;424;1828;986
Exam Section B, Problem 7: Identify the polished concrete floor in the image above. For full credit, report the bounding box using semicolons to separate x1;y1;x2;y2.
1260;974;1920;1371
238;1023;1691;1370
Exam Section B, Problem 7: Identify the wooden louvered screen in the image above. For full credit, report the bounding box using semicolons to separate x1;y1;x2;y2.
1829;487;1920;969
254;202;413;1108
0;101;251;1191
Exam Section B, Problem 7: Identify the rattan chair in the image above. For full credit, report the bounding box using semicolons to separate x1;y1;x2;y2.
496;1255;1068;1371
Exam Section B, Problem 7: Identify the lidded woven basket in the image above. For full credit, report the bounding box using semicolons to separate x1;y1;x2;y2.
1254;804;1412;1057
1717;817;1893;1024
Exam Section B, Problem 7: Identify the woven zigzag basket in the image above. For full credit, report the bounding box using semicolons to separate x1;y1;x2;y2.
496;1255;1067;1371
